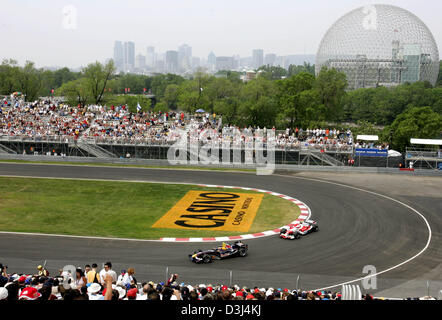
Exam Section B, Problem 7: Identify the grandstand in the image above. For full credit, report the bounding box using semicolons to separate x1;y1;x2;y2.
0;99;366;167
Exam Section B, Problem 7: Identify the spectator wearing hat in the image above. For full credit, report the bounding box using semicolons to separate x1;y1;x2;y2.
19;287;42;300
0;287;8;300
126;288;138;300
37;265;49;277
246;293;255;300
87;283;103;300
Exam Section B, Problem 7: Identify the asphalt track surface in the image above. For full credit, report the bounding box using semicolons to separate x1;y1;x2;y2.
0;163;440;297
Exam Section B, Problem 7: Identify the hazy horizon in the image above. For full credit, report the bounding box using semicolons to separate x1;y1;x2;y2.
1;0;441;69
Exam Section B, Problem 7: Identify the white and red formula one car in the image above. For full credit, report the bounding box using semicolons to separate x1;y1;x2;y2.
279;220;319;240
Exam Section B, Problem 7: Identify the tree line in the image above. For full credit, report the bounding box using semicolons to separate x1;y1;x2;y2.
0;58;441;151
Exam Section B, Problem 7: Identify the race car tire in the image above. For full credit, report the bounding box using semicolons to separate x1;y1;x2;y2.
238;247;248;257
280;228;287;234
202;254;212;263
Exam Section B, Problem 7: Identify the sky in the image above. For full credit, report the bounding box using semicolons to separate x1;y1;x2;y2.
1;0;441;69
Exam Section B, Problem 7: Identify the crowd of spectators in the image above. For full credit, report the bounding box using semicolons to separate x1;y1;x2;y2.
0;262;436;301
1;98;355;152
354;141;390;150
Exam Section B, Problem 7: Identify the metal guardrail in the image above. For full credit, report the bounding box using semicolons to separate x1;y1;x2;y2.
0;154;440;176
406;150;441;159
0;134;354;153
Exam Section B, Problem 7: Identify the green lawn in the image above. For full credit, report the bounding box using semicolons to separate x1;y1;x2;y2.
0;177;300;239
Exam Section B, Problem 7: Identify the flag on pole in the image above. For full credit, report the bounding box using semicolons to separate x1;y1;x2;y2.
137;102;142;112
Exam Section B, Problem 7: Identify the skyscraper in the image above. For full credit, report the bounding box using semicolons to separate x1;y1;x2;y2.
207;51;216;72
146;46;155;68
178;44;192;71
124;41;135;72
192;57;201;70
113;41;124;71
264;53;277;67
135;54;146;70
215;57;235;71
165;50;179;73
252;49;264;69
208;51;216;65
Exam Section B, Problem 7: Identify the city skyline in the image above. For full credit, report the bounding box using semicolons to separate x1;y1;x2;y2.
1;0;441;69
112;40;316;74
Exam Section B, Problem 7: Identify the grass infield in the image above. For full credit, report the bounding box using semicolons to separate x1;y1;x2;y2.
0;177;300;239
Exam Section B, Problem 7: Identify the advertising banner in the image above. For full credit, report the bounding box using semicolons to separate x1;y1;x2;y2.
355;148;388;157
152;190;263;232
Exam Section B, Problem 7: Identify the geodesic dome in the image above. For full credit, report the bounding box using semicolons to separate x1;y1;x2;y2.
315;4;440;89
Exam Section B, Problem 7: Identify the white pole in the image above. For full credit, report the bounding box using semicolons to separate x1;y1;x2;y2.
296;275;300;291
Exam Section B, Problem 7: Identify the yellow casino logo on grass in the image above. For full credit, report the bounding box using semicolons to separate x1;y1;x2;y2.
152;190;264;232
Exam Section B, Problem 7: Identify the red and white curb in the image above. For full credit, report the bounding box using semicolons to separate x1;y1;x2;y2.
159;184;311;242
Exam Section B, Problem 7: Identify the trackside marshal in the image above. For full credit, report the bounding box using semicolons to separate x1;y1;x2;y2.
152;190;263;232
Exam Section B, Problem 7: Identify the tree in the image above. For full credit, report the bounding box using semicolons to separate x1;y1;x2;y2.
164;84;180;109
214;70;242;83
205;77;238;114
115;73;148;94
53;67;80;88
257;65;288;80
382;106;442;151
177;72;211;113
150;73;185;99
238;77;279;127
287;62;315;77
276;72;315;128
58;78;92;107
82;60;115;104
0;59;19;95
177;80;204;113
213;97;239;125
315;67;348;121
298;89;325;127
351;120;383;138
15;61;44;101
153;101;169;113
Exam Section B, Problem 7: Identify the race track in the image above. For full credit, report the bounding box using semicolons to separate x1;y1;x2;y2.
0;163;440;297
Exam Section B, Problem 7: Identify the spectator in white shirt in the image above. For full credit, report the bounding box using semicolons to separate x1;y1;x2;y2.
99;262;118;285
122;268;135;287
